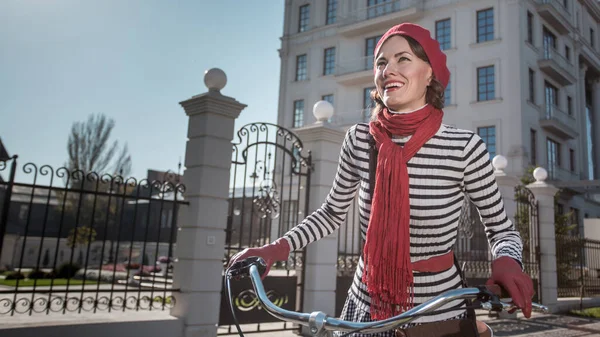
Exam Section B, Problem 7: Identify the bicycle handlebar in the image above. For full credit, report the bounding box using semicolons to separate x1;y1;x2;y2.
229;257;549;336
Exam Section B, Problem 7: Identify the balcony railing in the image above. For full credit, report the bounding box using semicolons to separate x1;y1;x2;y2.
336;56;373;76
538;46;576;85
536;0;570;14
535;0;572;34
338;0;420;27
548;165;579;182
330;109;372;126
543;104;576;129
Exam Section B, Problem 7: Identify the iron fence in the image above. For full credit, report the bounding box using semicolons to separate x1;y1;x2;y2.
556;235;600;298
0;156;186;315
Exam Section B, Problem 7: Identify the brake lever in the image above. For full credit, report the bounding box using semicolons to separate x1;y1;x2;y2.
226;256;268;280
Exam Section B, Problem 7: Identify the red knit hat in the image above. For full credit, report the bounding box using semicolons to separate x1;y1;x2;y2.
374;23;450;89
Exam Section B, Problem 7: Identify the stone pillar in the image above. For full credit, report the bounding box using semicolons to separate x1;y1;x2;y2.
578;65;589;179
526;167;559;312
170;68;246;337
294;101;346;321
593;80;600;179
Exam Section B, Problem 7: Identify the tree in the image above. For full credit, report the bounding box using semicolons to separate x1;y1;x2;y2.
61;113;132;264
66;113;132;177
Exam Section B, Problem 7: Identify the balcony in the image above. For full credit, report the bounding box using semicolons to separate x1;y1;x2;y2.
335;56;374;85
538;47;576;86
535;0;572;34
337;0;424;37
578;36;600;70
539;104;578;139
547;166;580;182
330;109;371;127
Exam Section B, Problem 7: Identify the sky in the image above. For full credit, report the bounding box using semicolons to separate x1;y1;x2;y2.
0;0;284;183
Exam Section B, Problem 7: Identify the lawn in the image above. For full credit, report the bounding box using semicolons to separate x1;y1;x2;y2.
571;307;600;318
0;278;100;287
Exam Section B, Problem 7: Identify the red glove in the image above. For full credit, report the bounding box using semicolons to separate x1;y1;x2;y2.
227;238;291;279
486;256;534;318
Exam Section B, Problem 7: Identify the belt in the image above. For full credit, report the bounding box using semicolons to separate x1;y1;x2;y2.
411;251;454;273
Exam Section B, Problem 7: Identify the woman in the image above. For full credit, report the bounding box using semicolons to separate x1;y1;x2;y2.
229;23;533;336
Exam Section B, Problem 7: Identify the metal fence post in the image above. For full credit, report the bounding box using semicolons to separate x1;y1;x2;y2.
170;68;246;337
0;155;17;261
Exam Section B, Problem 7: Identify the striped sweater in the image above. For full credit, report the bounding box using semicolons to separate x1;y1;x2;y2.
282;122;523;323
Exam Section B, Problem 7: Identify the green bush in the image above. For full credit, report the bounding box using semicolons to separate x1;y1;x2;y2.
27;270;47;280
5;271;25;280
55;263;81;279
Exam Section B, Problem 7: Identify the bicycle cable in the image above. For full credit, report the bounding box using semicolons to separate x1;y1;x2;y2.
337;302;482;337
224;271;245;337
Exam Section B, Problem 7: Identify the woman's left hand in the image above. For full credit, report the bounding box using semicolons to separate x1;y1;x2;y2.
486;256;534;318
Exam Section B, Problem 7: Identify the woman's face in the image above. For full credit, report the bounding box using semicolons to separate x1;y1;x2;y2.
374;35;433;113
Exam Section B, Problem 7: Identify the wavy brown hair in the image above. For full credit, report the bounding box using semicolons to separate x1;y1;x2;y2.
369;34;446;121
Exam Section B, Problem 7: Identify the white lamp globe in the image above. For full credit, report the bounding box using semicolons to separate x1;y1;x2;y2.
492;155;507;171
533;167;548;182
313;100;334;122
204;68;227;91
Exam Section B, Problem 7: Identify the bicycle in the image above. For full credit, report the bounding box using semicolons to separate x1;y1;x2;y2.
225;257;550;337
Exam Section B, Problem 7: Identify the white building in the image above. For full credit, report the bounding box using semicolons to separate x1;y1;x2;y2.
276;0;600;232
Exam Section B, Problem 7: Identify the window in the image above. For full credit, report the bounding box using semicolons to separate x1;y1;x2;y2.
477;66;495;101
567;96;573;115
19;205;28;221
436;19;451;50
322;94;334;105
527;11;534;44
570;148;575;172
591;28;595;48
565;45;571;62
323;47;335;75
326;0;337;25
293;100;304;128
543;26;557;58
563;0;568;10
531;129;537;165
547;138;560;178
365;35;383;69
295;54;307;81
528;68;535;103
545;81;558;118
299;4;310;33
477;8;494;43
444;79;451;105
363;87;376;121
367;0;393;19
478;126;496;158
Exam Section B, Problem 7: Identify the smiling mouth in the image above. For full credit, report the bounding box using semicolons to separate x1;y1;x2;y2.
384;82;404;93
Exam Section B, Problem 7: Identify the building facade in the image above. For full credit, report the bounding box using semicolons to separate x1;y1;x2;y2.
277;0;600;231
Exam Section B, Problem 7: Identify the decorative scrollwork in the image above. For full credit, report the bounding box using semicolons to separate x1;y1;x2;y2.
234;289;288;312
253;179;280;219
0;294;176;315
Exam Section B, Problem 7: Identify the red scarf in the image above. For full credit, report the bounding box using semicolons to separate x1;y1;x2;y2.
363;104;443;319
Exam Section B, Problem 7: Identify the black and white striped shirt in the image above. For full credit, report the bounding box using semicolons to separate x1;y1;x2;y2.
283;123;523;323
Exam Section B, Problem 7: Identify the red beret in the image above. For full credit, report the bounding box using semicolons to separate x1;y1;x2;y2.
374;23;450;89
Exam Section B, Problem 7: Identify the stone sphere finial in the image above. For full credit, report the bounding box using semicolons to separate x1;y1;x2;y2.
533;167;548;182
204;68;227;92
492;154;507;172
313;100;334;122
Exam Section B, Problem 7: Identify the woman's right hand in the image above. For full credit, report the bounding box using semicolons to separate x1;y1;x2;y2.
227;238;291;279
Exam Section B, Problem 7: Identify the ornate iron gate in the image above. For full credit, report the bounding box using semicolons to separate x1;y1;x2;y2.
219;123;312;335
514;185;541;302
454;197;492;286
